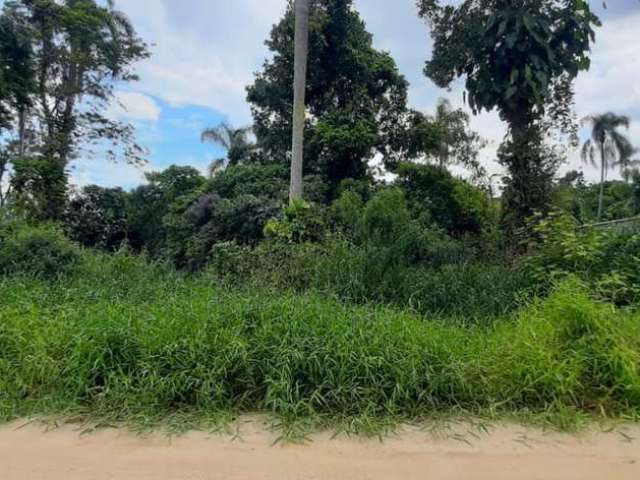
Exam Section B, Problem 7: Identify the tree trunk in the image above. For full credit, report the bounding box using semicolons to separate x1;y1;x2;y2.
289;0;310;203
597;141;606;222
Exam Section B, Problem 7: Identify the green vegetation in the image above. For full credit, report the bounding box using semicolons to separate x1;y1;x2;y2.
1;219;640;434
418;0;600;237
2;0;640;437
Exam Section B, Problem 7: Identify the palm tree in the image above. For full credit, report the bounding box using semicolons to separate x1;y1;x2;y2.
289;0;310;203
201;123;253;176
429;98;485;175
581;113;637;221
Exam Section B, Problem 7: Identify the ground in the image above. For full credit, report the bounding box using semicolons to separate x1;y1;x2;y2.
1;419;639;480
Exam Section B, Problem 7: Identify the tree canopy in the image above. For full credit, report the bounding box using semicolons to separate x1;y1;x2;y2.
0;0;149;219
247;0;410;190
417;0;601;239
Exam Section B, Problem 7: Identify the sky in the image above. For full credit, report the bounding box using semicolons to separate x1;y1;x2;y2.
67;0;640;190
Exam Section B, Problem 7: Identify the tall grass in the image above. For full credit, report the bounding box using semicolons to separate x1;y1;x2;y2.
210;238;533;323
1;251;639;432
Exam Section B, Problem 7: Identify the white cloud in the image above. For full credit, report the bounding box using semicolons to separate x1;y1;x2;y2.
92;1;640;186
113;0;287;124
70;158;151;190
108;91;161;122
575;13;640;116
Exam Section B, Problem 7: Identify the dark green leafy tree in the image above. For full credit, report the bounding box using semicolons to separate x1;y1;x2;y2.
0;6;32;134
247;0;409;191
201;122;255;176
9;155;67;219
581;113;638;221
64;185;129;250
1;0;149;219
0;6;34;207
126;166;205;253
417;0;601;239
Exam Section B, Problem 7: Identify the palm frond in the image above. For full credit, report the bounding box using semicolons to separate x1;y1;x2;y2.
207;158;226;178
610;131;635;163
201;123;232;150
582;112;636;174
581;139;596;168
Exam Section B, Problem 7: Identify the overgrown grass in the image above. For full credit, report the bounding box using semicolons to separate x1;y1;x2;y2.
1;251;639;435
209;238;533;323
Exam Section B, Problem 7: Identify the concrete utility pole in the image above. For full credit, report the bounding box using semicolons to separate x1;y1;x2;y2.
289;0;310;203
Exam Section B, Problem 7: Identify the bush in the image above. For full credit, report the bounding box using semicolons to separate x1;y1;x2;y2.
328;190;364;234
264;199;326;244
163;193;281;270
361;188;411;244
65;185;129;251
395;162;495;235
0;220;81;278
525;211;640;305
211;236;530;321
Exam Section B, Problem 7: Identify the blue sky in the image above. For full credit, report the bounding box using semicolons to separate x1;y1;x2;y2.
68;0;640;190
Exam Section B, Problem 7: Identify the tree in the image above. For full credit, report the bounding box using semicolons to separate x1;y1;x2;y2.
247;0;409;192
0;6;34;207
581;113;638;221
429;98;485;175
290;0;310;202
417;0;600;239
201;122;254;176
126;166;205;253
64;185;129;251
1;0;149;219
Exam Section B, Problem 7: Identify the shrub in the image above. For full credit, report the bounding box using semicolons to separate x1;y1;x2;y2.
395;162;495;235
65;185;129;251
126;165;206;254
327;190;364;234
163;193;281;270
361;188;411;244
525;211;640;305
264;199;326;244
214;236;530;321
0;220;80;278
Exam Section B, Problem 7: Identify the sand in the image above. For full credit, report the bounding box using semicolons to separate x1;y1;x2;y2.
1;419;639;480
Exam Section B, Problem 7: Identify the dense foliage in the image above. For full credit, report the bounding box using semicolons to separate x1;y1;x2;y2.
247;0;412;190
0;220;80;278
418;0;601;238
1;250;639;432
0;0;149;220
1;0;640;434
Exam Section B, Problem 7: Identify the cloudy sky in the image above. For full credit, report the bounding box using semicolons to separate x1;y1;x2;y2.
71;0;640;189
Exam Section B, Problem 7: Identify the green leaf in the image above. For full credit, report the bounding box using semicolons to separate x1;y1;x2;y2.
509;69;519;85
498;19;508;37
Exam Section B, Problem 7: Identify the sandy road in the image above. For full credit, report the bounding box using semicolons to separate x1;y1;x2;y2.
1;420;639;480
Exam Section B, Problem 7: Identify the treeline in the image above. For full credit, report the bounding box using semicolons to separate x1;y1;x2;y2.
63;162;494;264
0;0;148;218
2;0;639;295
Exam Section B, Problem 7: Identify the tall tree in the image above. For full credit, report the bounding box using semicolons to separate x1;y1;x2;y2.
247;0;409;192
0;5;34;207
430;98;485;174
417;0;600;238
581;113;638;221
1;0;149;219
289;0;310;202
201;122;254;176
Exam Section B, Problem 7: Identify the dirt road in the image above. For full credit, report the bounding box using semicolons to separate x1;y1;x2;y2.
1;420;639;480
